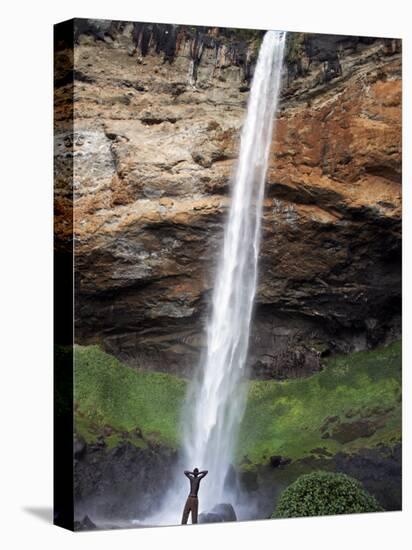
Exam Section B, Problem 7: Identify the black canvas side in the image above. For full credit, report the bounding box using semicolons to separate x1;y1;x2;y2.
53;18;74;532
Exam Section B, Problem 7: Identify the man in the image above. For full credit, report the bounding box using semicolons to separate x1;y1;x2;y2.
181;467;208;524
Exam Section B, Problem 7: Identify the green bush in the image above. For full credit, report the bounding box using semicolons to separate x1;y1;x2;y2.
273;471;383;518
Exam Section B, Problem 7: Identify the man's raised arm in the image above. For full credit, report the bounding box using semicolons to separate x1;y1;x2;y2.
184;470;193;478
198;470;208;479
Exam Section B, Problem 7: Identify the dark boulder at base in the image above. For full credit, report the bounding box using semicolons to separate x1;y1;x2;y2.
198;512;224;523
198;503;237;524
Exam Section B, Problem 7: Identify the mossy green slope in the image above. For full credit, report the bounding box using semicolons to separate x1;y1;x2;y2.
74;345;186;448
238;341;401;465
73;341;401;462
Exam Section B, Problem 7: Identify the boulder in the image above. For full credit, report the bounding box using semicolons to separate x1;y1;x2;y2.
198;503;237;523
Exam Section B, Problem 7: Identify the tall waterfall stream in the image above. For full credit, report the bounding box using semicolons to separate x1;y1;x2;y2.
147;29;286;525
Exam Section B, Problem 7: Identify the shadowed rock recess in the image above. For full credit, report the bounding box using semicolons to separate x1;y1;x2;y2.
54;20;401;524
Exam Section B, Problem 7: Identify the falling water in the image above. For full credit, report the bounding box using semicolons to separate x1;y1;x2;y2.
148;29;285;525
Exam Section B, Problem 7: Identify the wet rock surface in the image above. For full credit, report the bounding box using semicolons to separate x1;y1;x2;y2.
55;21;401;377
74;440;177;521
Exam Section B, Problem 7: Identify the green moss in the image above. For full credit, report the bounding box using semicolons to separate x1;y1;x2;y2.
238;341;401;464
273;471;383;518
73;341;401;461
74;345;186;448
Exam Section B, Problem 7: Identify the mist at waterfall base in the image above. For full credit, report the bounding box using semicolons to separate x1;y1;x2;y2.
140;30;286;527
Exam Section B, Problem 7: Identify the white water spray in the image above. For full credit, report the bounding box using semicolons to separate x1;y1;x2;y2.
148;29;285;525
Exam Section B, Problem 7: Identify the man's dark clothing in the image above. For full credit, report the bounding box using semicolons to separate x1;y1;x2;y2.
181;469;208;524
181;495;199;524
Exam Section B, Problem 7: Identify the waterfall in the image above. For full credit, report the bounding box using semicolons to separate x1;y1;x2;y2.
147;29;285;525
182;29;286;510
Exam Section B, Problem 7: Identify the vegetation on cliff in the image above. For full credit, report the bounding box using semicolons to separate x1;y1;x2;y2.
272;471;383;518
73;341;401;463
238;341;401;464
74;345;186;449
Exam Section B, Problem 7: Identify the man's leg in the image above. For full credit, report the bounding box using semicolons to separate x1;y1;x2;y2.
192;498;199;524
181;498;190;524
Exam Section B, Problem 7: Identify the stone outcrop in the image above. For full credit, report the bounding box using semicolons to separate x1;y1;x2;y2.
199;502;237;523
74;439;177;521
55;21;401;377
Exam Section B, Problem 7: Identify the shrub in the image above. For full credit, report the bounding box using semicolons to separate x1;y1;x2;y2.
273;471;383;518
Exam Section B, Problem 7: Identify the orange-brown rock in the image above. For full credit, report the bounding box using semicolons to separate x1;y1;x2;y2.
55;23;401;376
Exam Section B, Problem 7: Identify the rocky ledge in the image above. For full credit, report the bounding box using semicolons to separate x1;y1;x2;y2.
74;437;176;521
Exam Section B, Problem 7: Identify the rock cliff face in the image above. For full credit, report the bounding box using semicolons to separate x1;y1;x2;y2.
55;21;401;377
